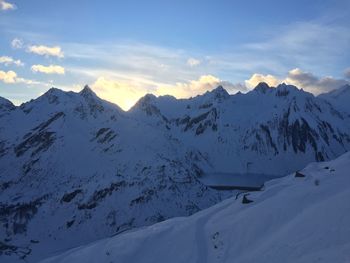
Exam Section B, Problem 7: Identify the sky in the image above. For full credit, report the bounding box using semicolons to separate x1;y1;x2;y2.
0;0;350;110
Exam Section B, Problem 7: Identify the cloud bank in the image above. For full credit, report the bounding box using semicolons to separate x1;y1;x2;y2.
245;68;349;94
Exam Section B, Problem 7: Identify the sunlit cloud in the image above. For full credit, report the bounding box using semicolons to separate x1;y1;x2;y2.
0;70;44;85
90;74;244;110
31;64;65;75
245;73;280;88
92;77;148;111
0;56;24;66
244;68;349;94
158;75;245;98
284;68;348;94
27;45;64;58
187;57;201;67
0;0;16;11
11;38;23;49
0;70;17;83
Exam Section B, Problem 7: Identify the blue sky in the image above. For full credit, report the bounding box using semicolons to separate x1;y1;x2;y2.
0;0;349;109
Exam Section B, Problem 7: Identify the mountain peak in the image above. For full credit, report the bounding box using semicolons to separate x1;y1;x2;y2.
275;83;301;96
253;82;272;94
130;93;158;114
276;83;298;90
212;85;229;95
143;93;157;101
45;87;65;96
203;85;229;100
38;87;68;104
80;85;98;98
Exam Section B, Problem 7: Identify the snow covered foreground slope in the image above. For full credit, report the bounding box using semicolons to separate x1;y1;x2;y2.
41;152;350;263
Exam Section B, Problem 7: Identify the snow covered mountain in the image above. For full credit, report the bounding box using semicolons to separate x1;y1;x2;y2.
131;82;350;175
39;151;350;263
0;86;228;263
1;83;350;262
318;84;350;115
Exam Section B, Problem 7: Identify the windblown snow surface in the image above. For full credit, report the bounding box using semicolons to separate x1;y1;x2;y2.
40;151;350;263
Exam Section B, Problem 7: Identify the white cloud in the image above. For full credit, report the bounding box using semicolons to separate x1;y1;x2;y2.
187;58;201;67
0;56;24;66
0;70;49;86
27;45;64;58
245;73;281;88
11;38;23;49
0;70;17;83
0;0;16;11
31;64;65;75
11;39;64;59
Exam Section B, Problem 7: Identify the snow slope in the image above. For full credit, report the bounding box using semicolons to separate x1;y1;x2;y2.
40;151;350;263
319;84;350;115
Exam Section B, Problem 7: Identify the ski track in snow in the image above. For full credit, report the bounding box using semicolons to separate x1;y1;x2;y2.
194;200;233;263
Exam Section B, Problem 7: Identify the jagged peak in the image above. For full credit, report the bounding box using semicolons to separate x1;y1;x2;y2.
37;87;69;105
276;83;299;91
253;82;272;94
79;85;98;98
44;87;66;96
202;85;230;101
274;83;297;96
275;83;313;98
130;93;158;113
212;85;229;96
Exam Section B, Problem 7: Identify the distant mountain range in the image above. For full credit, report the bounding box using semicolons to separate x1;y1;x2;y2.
1;82;350;262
